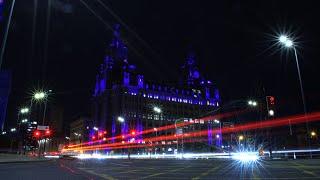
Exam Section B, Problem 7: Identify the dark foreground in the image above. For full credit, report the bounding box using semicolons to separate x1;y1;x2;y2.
1;158;320;179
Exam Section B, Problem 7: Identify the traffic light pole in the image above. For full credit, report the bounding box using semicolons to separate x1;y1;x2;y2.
37;138;41;158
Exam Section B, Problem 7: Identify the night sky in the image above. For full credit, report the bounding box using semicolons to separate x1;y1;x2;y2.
1;0;320;128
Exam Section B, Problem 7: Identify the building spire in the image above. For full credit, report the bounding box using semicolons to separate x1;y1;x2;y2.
181;48;200;86
109;24;128;60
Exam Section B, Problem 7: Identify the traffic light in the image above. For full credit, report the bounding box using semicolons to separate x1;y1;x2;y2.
34;131;41;138
131;130;136;136
266;96;275;117
266;96;275;106
45;130;51;136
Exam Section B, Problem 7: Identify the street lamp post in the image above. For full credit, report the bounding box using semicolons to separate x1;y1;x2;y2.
174;119;184;157
278;35;308;136
153;107;162;154
214;119;222;147
33;91;48;125
117;116;126;157
278;35;311;157
153;128;158;155
238;135;244;149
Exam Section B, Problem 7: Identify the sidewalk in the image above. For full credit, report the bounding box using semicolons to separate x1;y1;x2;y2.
0;153;50;163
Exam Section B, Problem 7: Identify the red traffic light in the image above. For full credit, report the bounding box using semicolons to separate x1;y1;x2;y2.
34;131;40;137
131;130;136;135
92;136;96;140
266;96;275;106
98;132;103;137
103;131;107;134
45;130;51;136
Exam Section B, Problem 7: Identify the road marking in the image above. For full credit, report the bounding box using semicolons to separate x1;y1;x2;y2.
191;166;220;180
78;167;117;180
117;169;140;174
291;162;318;177
110;162;130;167
140;165;191;179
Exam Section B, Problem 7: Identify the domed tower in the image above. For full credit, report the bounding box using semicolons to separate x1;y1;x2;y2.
181;51;201;88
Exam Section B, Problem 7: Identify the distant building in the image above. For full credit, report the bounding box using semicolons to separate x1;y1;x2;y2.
69;116;93;145
45;105;65;152
92;25;221;148
48;105;64;135
0;70;11;131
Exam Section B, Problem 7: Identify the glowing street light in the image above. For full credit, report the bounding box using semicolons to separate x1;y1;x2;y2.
153;107;162;113
279;35;294;48
285;39;293;47
268;109;275;116
279;35;288;43
34;91;46;100
93;127;99;131
117;116;125;123
311;131;316;137
248;100;258;107
252;101;257;106
20;107;29;114
238;135;244;141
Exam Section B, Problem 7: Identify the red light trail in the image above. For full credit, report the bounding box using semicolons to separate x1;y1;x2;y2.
67;110;245;148
64;112;320;152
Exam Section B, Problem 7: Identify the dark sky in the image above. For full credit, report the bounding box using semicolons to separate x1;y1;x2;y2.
1;0;320;127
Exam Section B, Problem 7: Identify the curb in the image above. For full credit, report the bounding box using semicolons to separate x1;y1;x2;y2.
0;159;52;164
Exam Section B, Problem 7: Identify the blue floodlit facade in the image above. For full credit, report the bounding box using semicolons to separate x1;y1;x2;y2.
92;25;221;148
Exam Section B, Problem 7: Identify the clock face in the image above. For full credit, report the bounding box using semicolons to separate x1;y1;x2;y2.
193;70;200;79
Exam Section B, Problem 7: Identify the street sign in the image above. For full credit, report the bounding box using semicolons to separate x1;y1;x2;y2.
37;125;49;131
223;122;234;128
176;128;183;135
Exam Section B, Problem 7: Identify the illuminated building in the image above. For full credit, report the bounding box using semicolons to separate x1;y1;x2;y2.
92;25;221;148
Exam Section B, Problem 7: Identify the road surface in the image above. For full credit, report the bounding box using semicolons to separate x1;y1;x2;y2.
1;158;320;179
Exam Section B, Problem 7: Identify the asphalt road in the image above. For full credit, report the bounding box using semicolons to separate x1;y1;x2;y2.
1;158;320;179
